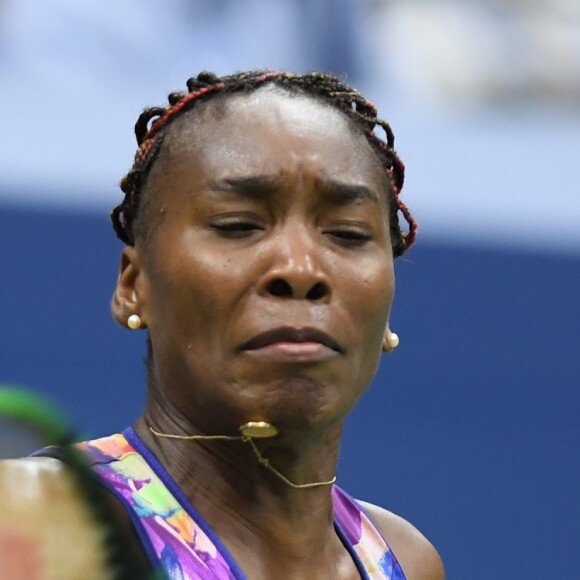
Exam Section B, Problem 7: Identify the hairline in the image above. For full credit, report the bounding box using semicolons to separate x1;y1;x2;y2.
134;83;393;244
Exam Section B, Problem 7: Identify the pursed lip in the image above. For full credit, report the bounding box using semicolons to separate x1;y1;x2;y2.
240;327;343;353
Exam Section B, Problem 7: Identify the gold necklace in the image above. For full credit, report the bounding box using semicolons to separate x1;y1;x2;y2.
148;421;337;490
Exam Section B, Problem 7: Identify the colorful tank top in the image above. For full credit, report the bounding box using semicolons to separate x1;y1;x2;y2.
76;428;406;580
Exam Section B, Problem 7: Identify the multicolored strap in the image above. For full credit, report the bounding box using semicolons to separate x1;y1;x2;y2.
76;429;405;580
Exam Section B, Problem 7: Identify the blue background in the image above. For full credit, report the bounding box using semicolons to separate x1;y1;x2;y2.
1;202;578;578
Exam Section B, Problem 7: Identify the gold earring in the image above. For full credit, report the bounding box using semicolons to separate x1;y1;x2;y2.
383;330;400;352
127;314;142;330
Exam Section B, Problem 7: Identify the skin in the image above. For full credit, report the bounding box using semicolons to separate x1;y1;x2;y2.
135;88;394;438
0;86;444;579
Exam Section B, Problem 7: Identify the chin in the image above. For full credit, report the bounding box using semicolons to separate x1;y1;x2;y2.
241;376;344;432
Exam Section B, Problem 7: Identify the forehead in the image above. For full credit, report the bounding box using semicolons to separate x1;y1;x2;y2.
152;86;388;197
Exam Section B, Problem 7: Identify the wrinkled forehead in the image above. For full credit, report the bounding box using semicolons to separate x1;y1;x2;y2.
156;85;389;192
166;84;359;145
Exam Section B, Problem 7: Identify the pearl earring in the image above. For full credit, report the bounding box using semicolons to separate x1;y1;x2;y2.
384;331;400;352
127;314;142;330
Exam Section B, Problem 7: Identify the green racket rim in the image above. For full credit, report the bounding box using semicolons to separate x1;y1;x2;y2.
0;386;71;444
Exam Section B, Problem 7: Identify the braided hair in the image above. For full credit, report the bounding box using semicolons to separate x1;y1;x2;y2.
112;70;417;257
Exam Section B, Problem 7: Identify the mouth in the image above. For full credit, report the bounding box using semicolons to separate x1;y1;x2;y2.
241;327;343;355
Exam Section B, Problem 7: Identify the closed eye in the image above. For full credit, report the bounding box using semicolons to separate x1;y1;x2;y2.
210;217;264;237
325;226;372;246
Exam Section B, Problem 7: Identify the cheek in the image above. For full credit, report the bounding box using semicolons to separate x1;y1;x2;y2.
345;258;394;331
344;259;394;379
145;234;251;332
328;260;394;410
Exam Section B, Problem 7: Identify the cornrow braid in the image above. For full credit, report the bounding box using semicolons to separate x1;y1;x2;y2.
112;70;417;256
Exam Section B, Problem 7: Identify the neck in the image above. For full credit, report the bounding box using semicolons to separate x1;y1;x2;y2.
134;404;345;562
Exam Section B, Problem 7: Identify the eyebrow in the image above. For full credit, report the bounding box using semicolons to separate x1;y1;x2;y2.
320;180;381;206
208;176;278;198
208;175;382;205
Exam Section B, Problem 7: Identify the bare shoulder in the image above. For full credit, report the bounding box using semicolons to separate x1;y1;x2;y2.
0;457;109;579
358;500;445;580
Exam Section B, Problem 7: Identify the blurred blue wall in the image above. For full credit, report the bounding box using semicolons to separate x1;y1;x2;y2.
1;202;578;579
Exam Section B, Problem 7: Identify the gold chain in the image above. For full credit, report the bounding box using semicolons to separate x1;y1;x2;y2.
149;426;241;441
148;425;336;490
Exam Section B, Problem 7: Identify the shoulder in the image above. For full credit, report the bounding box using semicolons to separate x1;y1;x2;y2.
0;457;109;578
359;500;445;580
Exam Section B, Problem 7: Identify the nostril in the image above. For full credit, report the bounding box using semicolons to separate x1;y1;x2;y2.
267;278;293;297
306;282;327;301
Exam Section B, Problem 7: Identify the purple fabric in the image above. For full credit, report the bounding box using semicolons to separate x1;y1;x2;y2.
76;431;406;579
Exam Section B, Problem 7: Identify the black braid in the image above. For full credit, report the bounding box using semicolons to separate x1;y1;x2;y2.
112;70;417;257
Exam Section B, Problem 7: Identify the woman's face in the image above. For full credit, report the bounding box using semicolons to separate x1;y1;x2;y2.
119;87;395;435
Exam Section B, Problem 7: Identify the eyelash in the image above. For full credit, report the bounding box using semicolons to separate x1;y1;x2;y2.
210;219;372;246
210;219;263;237
325;227;372;246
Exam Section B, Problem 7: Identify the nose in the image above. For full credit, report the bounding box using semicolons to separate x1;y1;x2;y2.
258;226;331;302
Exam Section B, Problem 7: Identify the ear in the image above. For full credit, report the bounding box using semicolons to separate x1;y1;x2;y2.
111;246;148;329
